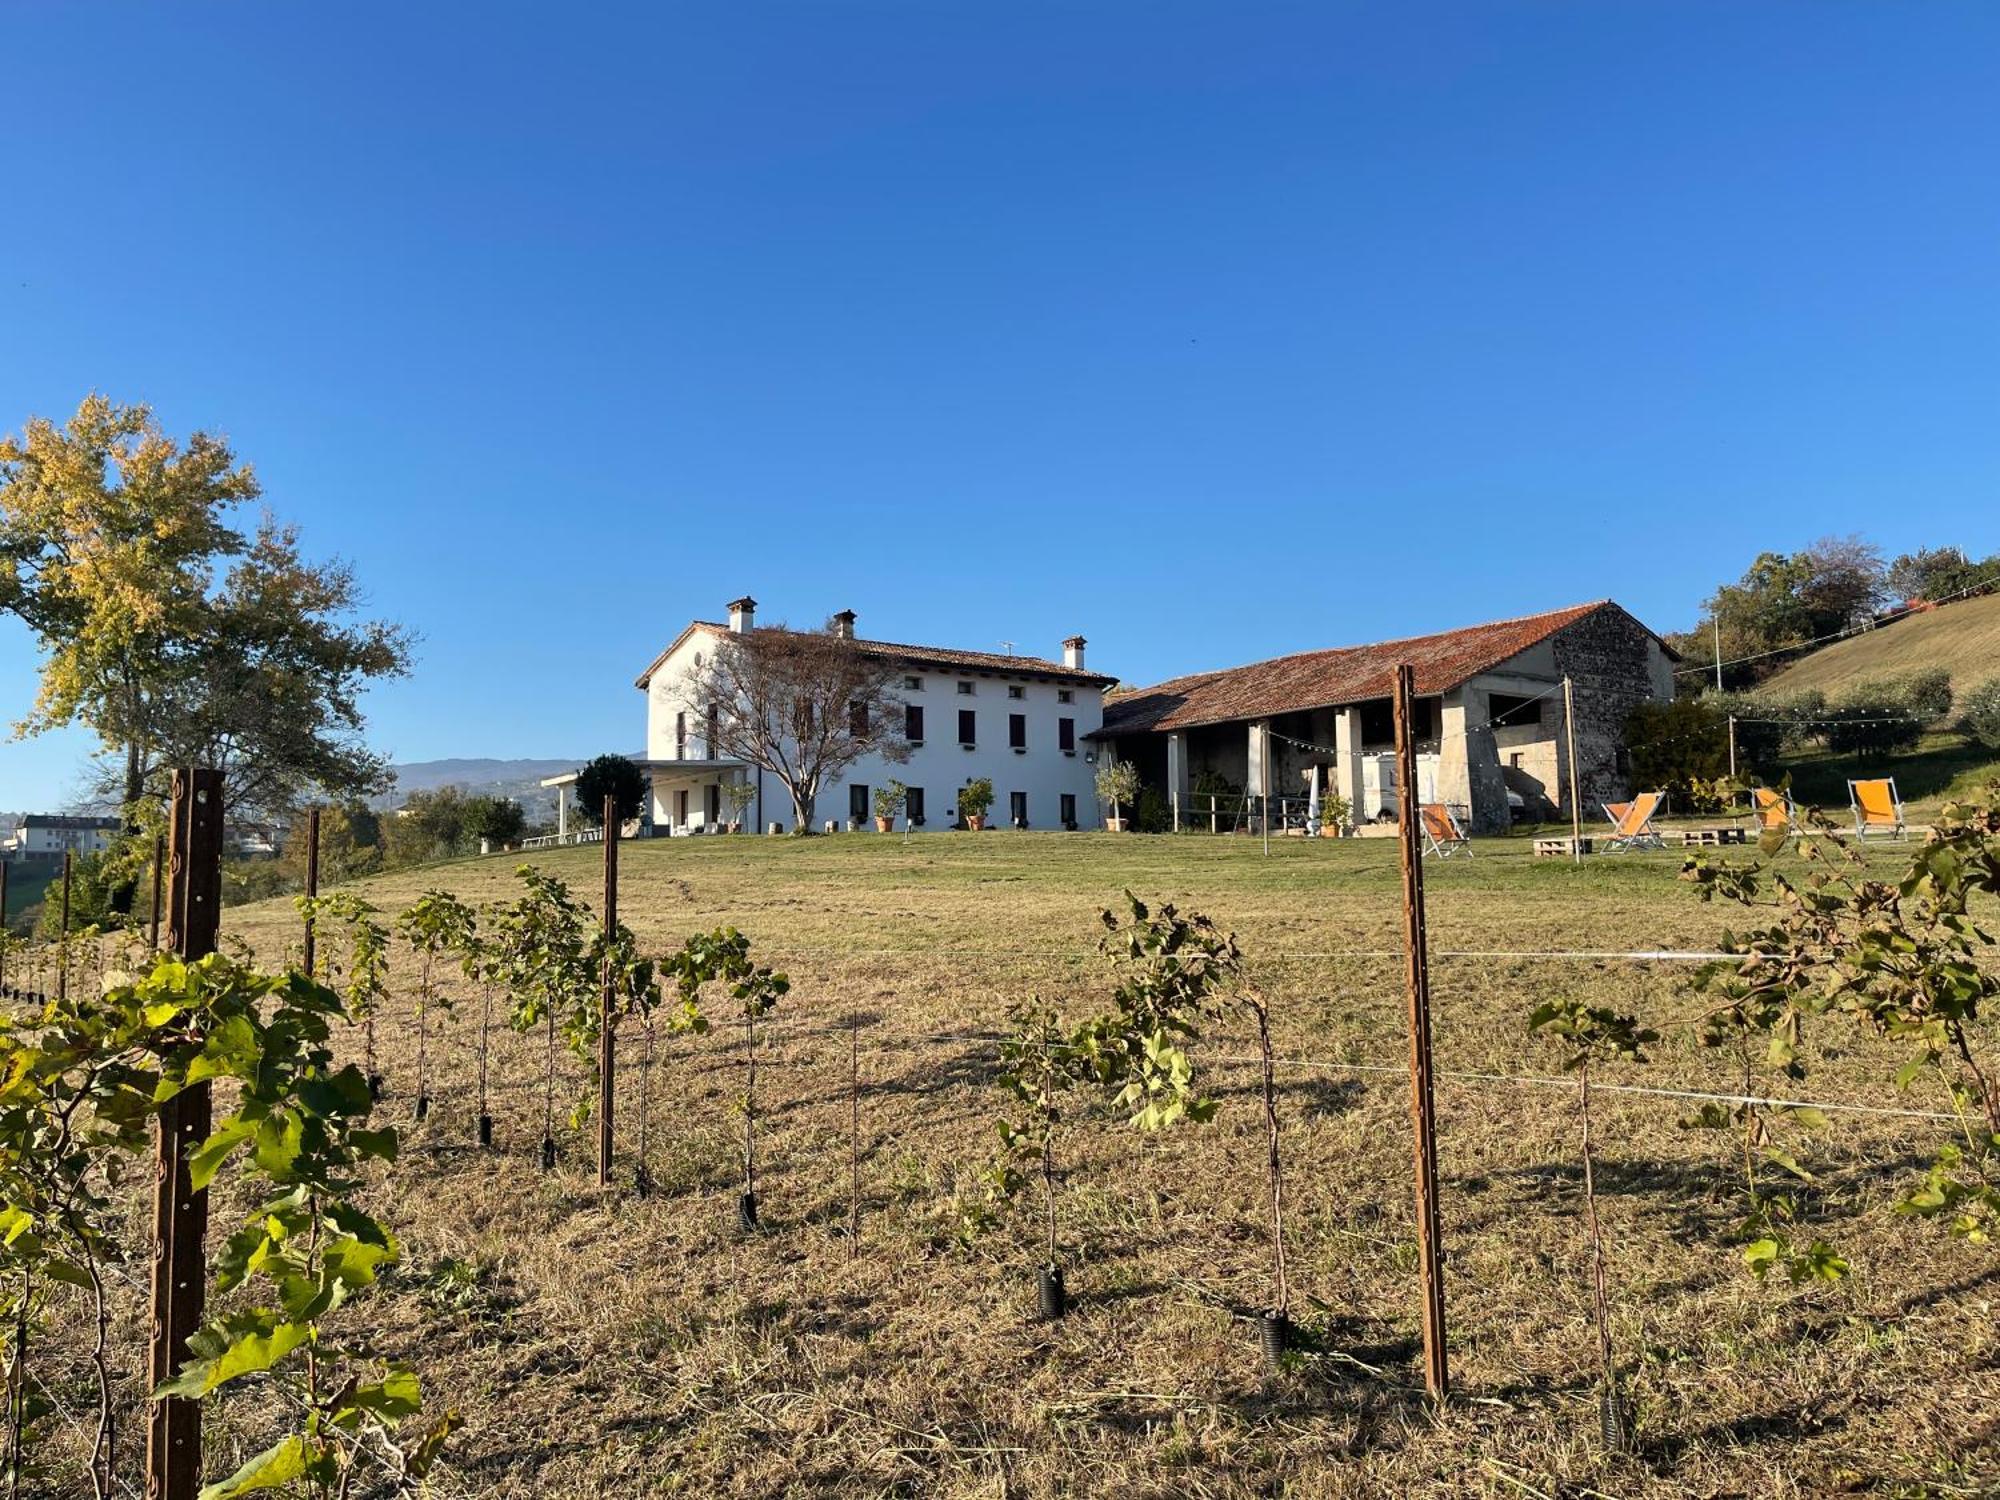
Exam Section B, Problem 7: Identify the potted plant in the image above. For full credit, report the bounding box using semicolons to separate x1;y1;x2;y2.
722;780;755;834
1319;790;1351;839
873;780;905;833
959;777;995;831
1095;762;1140;832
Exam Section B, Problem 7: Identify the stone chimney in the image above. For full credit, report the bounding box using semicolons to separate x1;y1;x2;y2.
1062;635;1086;671
727;596;757;633
832;608;857;640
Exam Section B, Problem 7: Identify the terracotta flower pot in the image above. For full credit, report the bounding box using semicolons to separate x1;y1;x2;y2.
1104;816;1127;832
875;817;894;832
965;814;987;831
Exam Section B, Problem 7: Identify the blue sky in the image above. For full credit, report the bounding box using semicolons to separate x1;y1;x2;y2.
4;2;1996;810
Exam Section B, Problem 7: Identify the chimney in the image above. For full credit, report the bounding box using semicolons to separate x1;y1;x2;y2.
727;596;757;633
832;608;857;640
1062;634;1086;671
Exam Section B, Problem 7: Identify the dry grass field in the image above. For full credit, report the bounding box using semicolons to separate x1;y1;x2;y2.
1762;592;2000;702
24;826;2000;1498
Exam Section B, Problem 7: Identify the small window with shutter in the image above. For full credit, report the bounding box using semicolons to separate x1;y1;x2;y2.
958;709;976;746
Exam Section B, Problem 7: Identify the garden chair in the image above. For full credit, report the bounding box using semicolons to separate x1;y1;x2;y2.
1847;778;1906;840
1419;803;1471;859
1601;791;1666;851
1749;786;1796;839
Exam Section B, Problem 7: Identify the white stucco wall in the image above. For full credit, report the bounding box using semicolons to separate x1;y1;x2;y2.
640;627;1108;832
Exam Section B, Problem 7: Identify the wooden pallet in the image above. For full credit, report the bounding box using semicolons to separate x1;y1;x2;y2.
1534;836;1594;858
1674;827;1747;848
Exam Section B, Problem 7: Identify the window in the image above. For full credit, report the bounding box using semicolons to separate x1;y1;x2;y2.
1057;688;1073;704
705;784;720;826
675;711;687;758
674;789;689;827
1009;713;1027;750
1059;792;1077;827
958;708;977;746
1007;684;1025;700
1488;692;1543;729
850;784;869;822
905;786;926;825
904;675;923;690
706;704;720;759
849;699;870;737
957;680;975;695
1010;790;1028;827
1058;717;1075;752
905;704;925;742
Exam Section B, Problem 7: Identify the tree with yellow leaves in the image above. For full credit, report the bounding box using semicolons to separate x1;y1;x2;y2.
0;394;412;823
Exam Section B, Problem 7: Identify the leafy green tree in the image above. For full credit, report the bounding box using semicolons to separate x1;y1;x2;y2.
1095;761;1140;827
1886;545;1985;604
0;396;412;821
461;795;525;848
388;787;470;864
282;801;382;886
574;755;649;827
1528;998;1658;1449
1963;677;2000;751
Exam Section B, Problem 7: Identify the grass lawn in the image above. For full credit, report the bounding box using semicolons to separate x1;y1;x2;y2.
24;827;2000;1498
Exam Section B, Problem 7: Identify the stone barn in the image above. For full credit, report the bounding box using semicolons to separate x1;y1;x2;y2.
1092;600;1675;836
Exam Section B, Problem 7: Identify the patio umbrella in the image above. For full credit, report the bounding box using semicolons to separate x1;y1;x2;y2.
1306;767;1321;836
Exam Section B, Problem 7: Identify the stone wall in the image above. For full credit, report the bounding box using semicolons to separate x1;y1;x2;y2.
1550;606;1675;817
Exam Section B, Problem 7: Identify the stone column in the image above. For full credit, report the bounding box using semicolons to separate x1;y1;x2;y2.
1438;685;1509;835
1334;707;1364;825
556;785;569;838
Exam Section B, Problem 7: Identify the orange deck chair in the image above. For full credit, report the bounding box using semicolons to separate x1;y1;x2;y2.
1750;786;1796;839
1419;803;1471;858
1847;778;1906;840
1602;790;1666;851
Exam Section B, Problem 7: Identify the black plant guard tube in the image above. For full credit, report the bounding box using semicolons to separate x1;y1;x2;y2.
738;1191;759;1233
477;1114;493;1148
1037;1265;1066;1322
540;1136;556;1172
1259;1311;1291;1373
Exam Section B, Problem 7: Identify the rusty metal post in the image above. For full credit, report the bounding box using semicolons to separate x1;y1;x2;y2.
301;807;321;978
147;768;222;1500
598;794;618;1187
150;833;166;950
57;849;73;1000
1393;664;1450;1402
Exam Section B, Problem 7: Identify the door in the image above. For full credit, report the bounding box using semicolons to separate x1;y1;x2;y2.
674;789;689;829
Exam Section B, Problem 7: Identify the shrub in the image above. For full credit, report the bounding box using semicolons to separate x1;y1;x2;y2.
1964;677;2000;750
1821;675;1934;763
1624;699;1730;804
1895;667;1954;723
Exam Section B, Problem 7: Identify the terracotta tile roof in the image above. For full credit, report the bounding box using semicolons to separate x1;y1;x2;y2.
1098;601;1630;737
636;623;1116;689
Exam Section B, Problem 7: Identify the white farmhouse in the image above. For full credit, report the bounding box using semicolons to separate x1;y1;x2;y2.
2;814;123;862
626;597;1116;835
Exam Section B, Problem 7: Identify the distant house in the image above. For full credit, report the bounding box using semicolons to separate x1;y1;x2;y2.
3;814;123;862
1094;600;1675;835
612;596;1117;835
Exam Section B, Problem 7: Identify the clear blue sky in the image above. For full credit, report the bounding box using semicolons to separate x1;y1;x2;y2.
4;2;1997;810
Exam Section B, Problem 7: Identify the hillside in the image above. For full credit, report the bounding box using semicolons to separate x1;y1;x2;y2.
1761;590;2000;700
378;757;592;811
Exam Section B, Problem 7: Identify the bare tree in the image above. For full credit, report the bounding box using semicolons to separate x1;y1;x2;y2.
685;620;910;833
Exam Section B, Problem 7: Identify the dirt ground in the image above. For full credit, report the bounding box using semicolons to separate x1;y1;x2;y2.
22;828;2000;1498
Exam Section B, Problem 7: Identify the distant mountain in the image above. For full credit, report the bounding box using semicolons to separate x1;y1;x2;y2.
378;758;591;813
